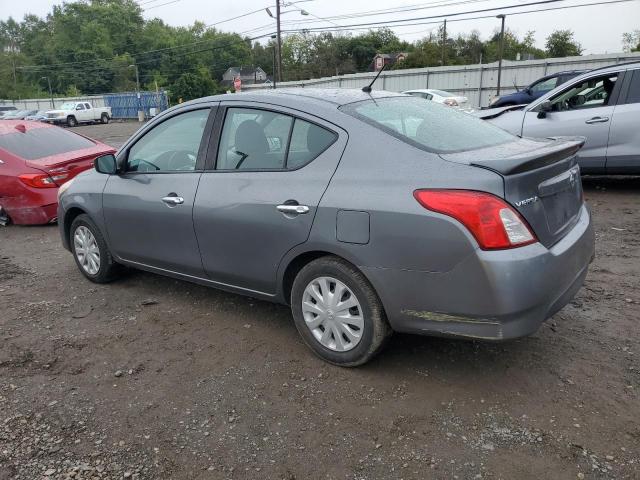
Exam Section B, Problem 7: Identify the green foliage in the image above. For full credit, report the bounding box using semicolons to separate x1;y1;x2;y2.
545;30;583;57
622;30;640;52
169;69;223;102
0;1;590;99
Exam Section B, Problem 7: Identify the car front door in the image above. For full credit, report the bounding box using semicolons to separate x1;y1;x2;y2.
102;106;215;276
606;68;640;173
521;71;622;172
193;104;346;295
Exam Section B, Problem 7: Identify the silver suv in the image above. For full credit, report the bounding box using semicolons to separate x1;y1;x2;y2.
479;62;640;174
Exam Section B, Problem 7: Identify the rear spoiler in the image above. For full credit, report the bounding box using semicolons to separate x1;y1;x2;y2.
469;137;586;175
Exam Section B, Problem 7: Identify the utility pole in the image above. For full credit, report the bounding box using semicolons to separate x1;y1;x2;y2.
270;34;277;89
496;14;506;96
441;19;447;66
41;76;54;108
129;64;143;122
276;0;283;82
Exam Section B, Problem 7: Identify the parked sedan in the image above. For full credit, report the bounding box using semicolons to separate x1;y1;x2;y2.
488;70;585;108
2;109;39;120
24;110;48;122
58;89;594;366
0;121;116;224
477;62;640;174
403;88;470;109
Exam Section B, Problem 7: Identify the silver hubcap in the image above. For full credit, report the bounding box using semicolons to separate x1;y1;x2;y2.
74;226;100;275
302;276;364;352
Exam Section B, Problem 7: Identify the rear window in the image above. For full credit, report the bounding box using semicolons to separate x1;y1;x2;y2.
340;97;514;153
0;126;95;160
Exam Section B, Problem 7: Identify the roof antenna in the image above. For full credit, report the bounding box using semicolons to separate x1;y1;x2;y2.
362;64;387;93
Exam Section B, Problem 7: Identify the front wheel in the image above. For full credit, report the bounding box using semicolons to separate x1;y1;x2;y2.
70;214;121;283
290;256;392;367
66;116;77;127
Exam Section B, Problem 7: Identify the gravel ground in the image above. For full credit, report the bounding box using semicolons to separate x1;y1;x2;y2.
1;122;639;479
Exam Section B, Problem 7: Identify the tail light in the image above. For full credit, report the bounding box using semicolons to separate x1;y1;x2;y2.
443;98;459;107
414;190;537;250
18;171;69;188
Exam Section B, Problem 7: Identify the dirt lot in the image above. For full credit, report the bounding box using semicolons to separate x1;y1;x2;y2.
1;121;639;479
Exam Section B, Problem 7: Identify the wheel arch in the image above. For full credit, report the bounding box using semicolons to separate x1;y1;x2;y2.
63;206;88;247
278;246;377;307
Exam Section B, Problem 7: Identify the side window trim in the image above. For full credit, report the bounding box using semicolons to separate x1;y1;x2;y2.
119;105;217;174
205;104;339;172
618;69;639;105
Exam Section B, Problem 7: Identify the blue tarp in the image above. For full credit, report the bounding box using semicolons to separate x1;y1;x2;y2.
103;91;168;119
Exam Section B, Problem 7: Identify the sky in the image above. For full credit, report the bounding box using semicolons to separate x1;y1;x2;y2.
1;0;639;54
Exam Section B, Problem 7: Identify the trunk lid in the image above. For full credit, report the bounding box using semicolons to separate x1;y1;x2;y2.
440;136;585;248
25;145;115;185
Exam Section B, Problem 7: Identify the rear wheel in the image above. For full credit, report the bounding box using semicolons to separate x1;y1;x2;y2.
100;113;110;124
70;214;120;283
290;256;392;367
66;116;77;127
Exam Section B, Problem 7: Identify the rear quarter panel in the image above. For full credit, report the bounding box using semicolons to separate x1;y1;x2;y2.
304;116;505;274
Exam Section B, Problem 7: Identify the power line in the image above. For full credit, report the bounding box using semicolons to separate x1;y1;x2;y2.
281;0;571;32
283;0;639;34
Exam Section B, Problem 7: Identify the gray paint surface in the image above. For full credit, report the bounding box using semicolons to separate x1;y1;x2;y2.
59;88;595;341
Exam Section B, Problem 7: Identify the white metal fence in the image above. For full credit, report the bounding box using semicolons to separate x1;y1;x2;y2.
3;52;639;110
0;95;108;111
244;52;640;107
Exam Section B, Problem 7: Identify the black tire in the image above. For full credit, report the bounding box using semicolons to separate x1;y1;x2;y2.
100;113;110;124
66;115;77;127
70;214;121;283
290;256;392;367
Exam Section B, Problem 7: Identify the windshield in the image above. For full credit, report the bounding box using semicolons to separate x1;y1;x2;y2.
60;103;76;110
340;97;514;153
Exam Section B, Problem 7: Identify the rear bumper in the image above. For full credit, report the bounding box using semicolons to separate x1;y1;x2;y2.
362;204;595;341
0;186;59;225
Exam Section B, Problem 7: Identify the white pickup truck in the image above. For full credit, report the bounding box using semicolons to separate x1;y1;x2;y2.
45;102;111;127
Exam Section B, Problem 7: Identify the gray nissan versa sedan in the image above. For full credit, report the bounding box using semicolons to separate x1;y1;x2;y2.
58;89;595;366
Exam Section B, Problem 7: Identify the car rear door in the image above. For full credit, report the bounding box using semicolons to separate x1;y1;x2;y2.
193;103;346;295
521;71;623;173
606;68;640;173
102;105;216;276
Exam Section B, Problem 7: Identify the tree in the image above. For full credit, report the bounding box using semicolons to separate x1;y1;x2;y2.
169;70;221;102
545;30;583;57
622;30;640;52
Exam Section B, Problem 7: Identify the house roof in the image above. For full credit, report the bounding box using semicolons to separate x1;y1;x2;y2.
225;66;266;77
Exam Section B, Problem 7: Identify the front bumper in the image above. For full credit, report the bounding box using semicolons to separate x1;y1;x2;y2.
362;205;595;341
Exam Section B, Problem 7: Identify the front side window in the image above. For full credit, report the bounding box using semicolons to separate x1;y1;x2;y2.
341;97;515;153
530;77;558;93
76;104;85;110
216;108;336;170
549;74;618;111
126;109;209;173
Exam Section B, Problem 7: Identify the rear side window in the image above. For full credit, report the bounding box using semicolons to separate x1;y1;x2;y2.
0;127;95;160
340;97;514;153
624;70;640;104
216;107;336;170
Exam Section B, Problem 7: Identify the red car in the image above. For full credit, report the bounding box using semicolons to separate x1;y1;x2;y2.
0;121;115;225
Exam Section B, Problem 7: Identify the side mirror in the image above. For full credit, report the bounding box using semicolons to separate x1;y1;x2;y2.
76;106;82;110
537;100;552;119
95;154;117;174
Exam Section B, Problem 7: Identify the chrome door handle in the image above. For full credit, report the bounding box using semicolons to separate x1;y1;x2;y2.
277;204;310;214
161;196;184;206
585;116;609;124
